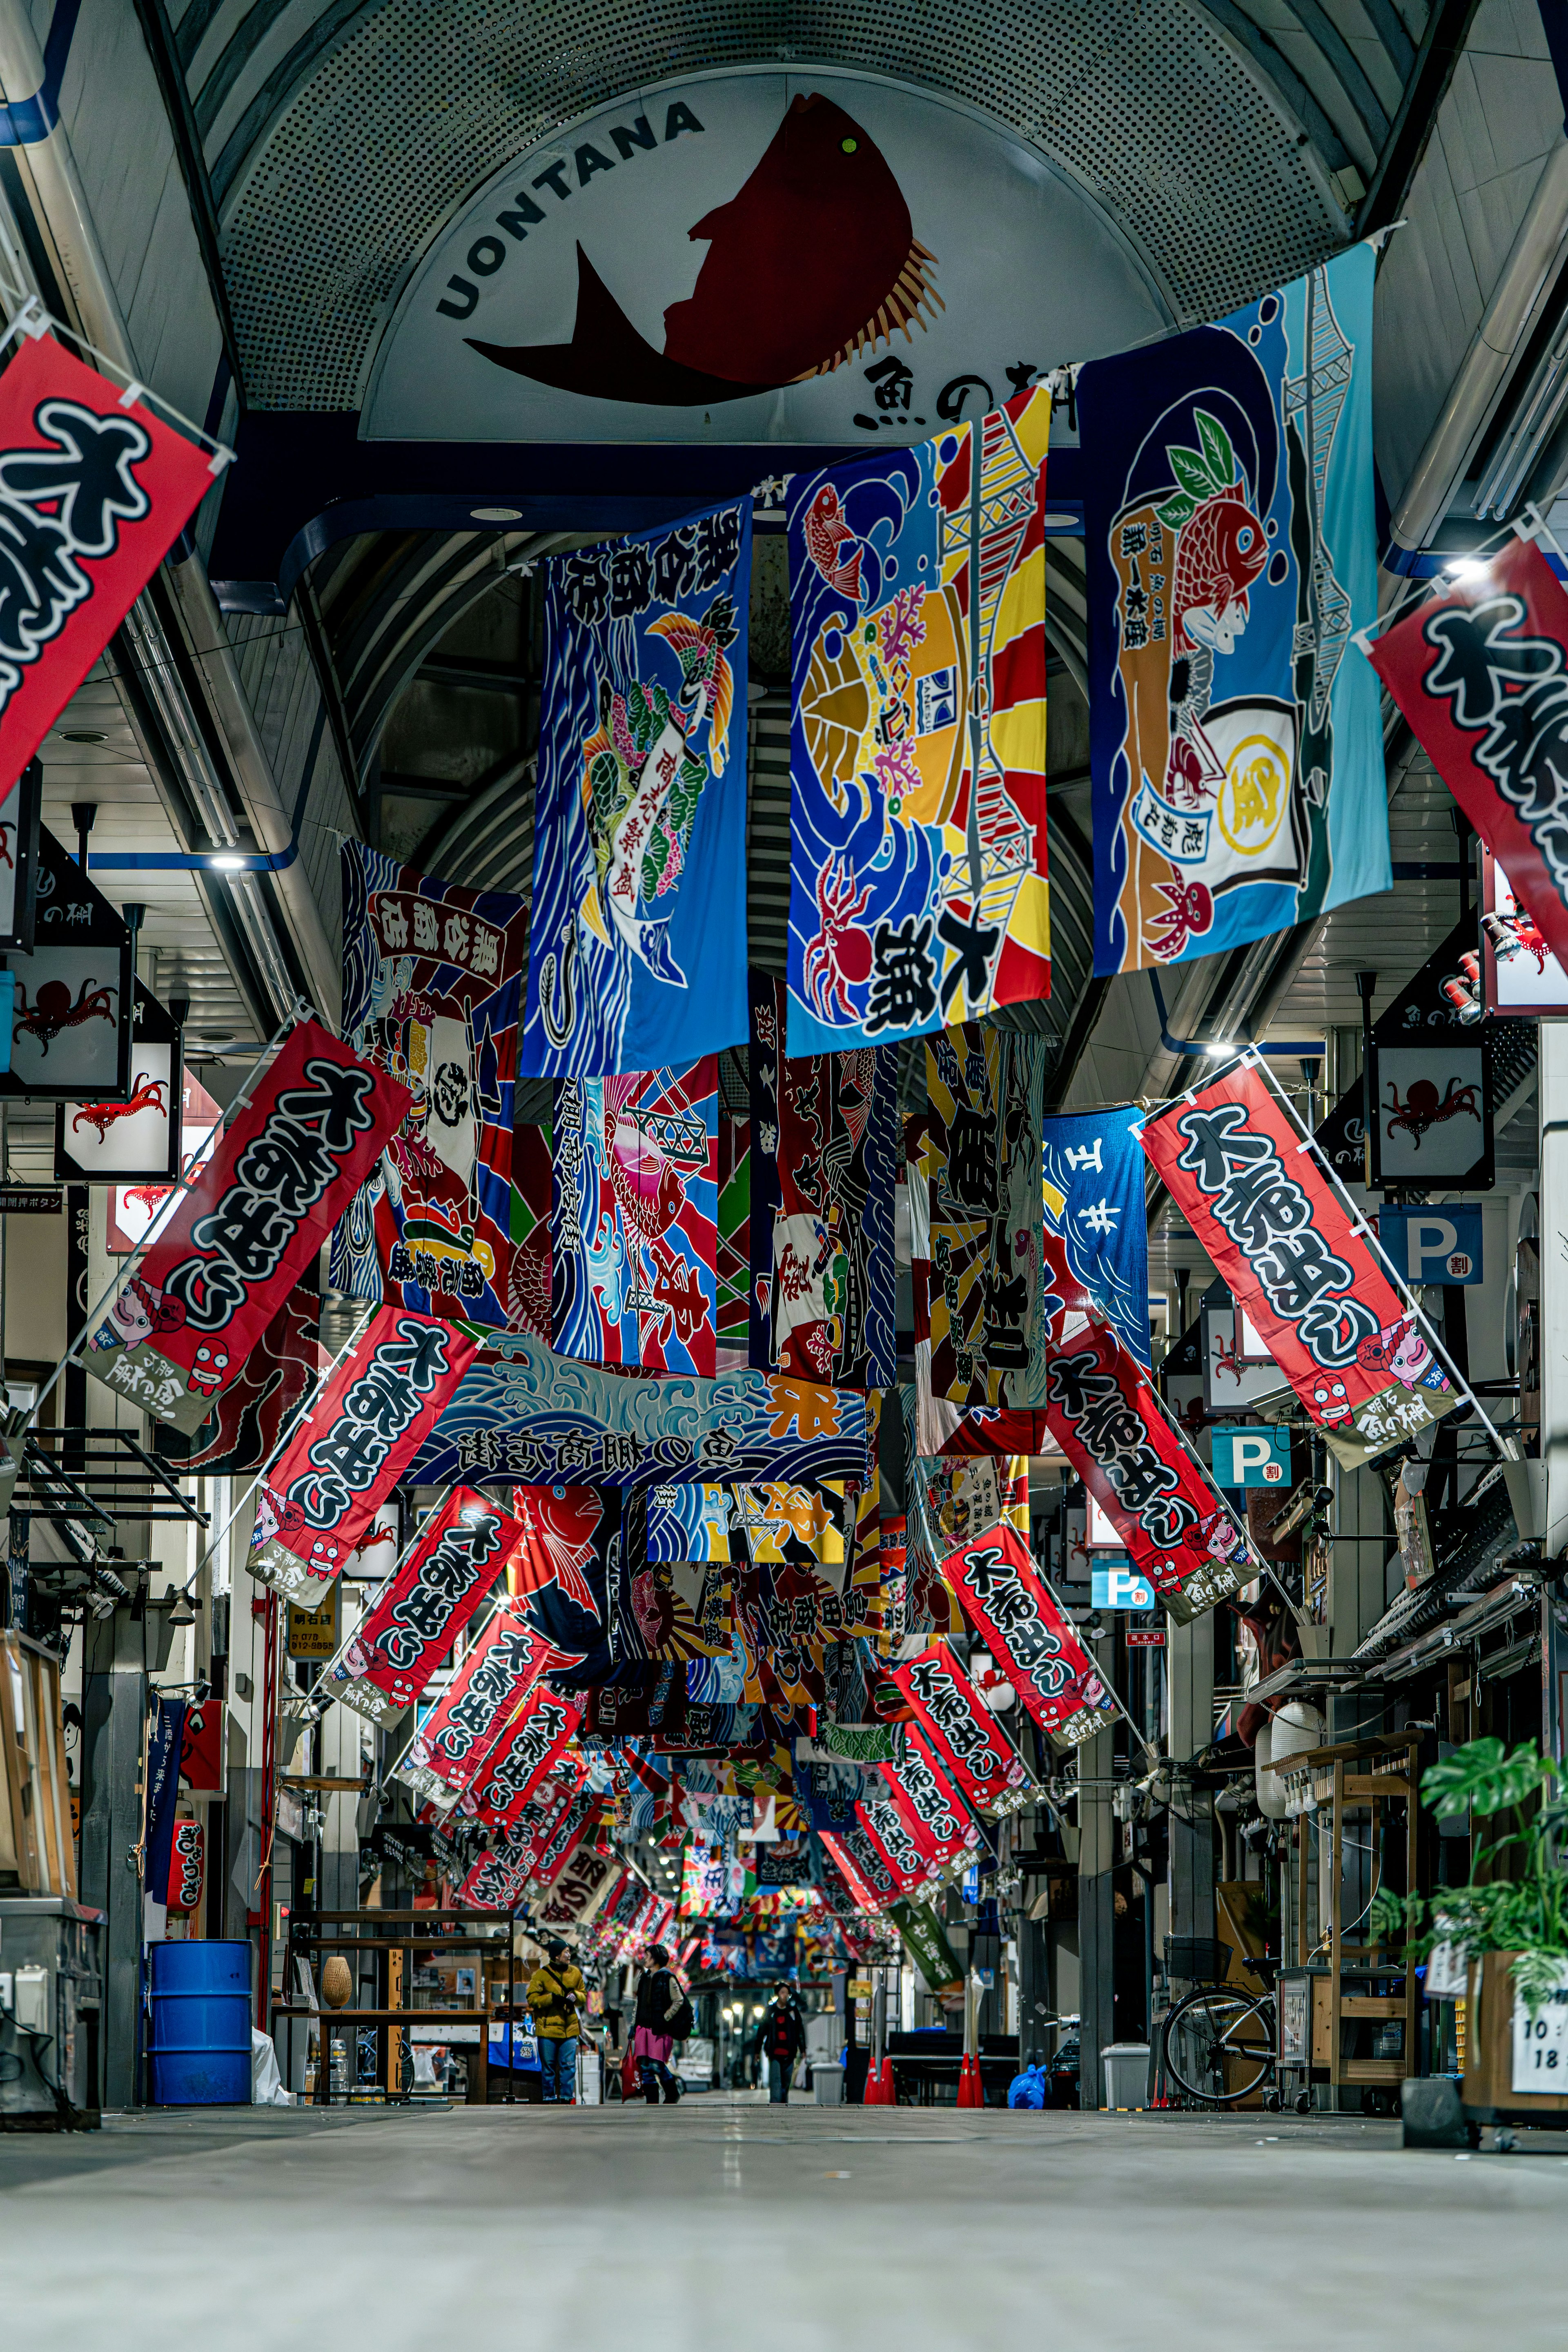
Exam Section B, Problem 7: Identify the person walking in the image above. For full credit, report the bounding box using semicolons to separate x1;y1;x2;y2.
757;1984;806;2104
526;1938;586;2106
631;1944;690;2106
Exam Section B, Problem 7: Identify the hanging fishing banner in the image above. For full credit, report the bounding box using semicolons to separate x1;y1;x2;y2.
785;383;1052;1053
1080;243;1387;975
716;1107;751;1370
88;1020;408;1433
0;333;222;793
822;1822;897;1911
334;843;529;1331
510;1483;619;1683
531;1791;597;1890
943;1520;1111;1748
396;1605;562;1805
158;1281;323;1478
551;1058;719;1374
410;1332;871;1492
522;502;751;1078
1141;1056;1464;1467
1363;532;1568;975
877;1743;981;1882
924;1022;1047;1405
463;1685;585;1826
854;1795;942;1898
889;1643;1036;1817
748;974;898;1388
247;1307;479;1601
326;1487;519;1726
1041;1104;1150;1362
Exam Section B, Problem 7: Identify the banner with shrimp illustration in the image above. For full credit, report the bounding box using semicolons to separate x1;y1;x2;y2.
334;842;528;1332
551;1058;719;1375
522;502;751;1078
786;383;1051;1053
1079;243;1388;975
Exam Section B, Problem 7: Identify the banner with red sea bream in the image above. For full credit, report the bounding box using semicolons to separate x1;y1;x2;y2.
248;1307;478;1600
1363;533;1568;978
88;1020;409;1433
462;1684;584;1826
943;1520;1112;1748
326;1487;519;1726
395;1605;561;1806
888;1643;1036;1817
1141;1056;1463;1467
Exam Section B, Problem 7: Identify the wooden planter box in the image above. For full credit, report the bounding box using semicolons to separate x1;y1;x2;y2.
1462;1952;1568;2124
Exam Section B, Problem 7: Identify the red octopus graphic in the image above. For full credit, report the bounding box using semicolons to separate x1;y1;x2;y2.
14;975;116;1056
803;853;873;1018
1383;1076;1481;1150
72;1069;167;1142
1146;878;1214;962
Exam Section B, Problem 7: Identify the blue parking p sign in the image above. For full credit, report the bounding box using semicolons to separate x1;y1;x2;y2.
1091;1563;1155;1610
1211;1427;1292;1488
1378;1203;1483;1286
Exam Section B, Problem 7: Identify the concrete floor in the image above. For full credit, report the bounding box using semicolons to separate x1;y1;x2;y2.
2;2096;1564;2349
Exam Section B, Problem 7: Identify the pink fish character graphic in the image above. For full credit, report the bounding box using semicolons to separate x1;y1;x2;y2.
804;483;862;601
601;1075;687;1241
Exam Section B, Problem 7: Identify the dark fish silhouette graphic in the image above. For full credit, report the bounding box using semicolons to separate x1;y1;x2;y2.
468;93;941;407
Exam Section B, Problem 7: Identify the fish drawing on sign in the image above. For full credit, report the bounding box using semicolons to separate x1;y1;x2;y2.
469;94;940;406
600;1072;705;1240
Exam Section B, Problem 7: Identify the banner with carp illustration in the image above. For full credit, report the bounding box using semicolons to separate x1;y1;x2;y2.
1080;243;1388;976
522;503;751;1077
943;1520;1112;1749
786;381;1051;1053
551;1058;719;1374
1141;1055;1466;1467
333;843;530;1331
327;1487;519;1726
248;1307;478;1602
88;1020;408;1434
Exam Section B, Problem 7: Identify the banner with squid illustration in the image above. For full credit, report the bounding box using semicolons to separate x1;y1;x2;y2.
1079;242;1388;975
785;382;1051;1054
334;842;529;1332
550;1058;719;1375
521;502;751;1077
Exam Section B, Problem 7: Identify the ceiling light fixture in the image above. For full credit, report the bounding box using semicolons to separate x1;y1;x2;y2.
207;853;246;872
1446;558;1490;585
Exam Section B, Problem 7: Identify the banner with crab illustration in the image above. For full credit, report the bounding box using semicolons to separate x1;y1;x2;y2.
786;382;1051;1053
521;502;751;1078
1079;242;1388;976
334;843;528;1332
1141;1054;1468;1468
551;1058;719;1375
748;973;898;1389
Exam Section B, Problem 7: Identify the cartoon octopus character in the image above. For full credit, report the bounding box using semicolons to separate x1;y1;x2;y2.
1311;1372;1354;1428
1383;1076;1481;1150
13;975;117;1057
1146;878;1214;962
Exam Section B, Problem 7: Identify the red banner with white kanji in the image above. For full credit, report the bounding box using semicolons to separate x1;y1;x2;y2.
1141;1057;1463;1467
397;1604;562;1806
876;1740;981;1885
942;1519;1112;1748
888;1643;1037;1817
821;1823;898;1913
461;1684;584;1827
327;1487;519;1726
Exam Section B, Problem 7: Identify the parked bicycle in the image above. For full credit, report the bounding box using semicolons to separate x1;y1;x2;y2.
1160;1959;1280;2108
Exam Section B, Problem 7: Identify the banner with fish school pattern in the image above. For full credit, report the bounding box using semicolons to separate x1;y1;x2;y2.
1080;243;1388;976
334;843;529;1331
551;1060;719;1376
924;1024;1048;1406
408;1330;872;1492
786;381;1051;1054
1041;1104;1150;1363
522;505;751;1078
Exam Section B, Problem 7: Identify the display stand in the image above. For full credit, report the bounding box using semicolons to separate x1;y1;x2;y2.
274;1907;518;2104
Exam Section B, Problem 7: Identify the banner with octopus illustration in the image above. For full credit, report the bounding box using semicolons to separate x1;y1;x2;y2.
521;503;751;1077
923;1023;1047;1405
748;973;897;1388
551;1059;718;1374
786;381;1051;1053
334;844;530;1330
1080;242;1388;975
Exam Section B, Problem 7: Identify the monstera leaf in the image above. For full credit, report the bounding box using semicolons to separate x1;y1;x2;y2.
1421;1735;1559;1822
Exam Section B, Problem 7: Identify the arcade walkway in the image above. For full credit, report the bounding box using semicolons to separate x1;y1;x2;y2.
0;2101;1558;2350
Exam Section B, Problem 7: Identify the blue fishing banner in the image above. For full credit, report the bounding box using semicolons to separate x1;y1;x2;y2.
785;384;1052;1054
1041;1106;1150;1362
1079;243;1388;975
522;502;751;1076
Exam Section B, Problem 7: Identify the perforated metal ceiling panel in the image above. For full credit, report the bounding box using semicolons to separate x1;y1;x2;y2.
216;0;1348;411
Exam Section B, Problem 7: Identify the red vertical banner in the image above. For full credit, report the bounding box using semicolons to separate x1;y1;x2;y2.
878;1739;981;1884
888;1644;1037;1816
821;1823;898;1912
327;1488;519;1725
396;1606;561;1806
1141;1056;1462;1467
164;1817;204;1914
942;1520;1111;1749
461;1685;584;1826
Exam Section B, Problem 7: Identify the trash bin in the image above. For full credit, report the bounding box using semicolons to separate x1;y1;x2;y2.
814;2059;845;2105
1102;2042;1151;2110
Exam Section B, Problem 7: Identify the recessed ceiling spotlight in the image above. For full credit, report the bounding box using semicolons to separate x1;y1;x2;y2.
471;506;522;523
58;729;107;744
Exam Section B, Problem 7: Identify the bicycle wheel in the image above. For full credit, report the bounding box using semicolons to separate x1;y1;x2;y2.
1162;1987;1275;2104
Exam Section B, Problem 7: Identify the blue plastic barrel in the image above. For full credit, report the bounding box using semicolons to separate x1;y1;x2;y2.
148;1940;253;2105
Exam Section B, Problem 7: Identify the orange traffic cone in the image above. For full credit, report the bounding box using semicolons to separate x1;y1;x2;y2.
873;2056;896;2106
957;2051;984;2109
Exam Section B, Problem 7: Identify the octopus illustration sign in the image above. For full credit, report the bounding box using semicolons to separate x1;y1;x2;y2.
1079;243;1388;974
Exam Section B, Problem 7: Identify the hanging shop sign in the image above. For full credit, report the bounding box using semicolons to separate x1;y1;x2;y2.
551;1059;719;1376
1363;532;1568;977
1041;1104;1150;1363
326;1486;519;1726
1209;1426;1293;1487
87;1019;408;1433
107;1067;223;1253
923;1025;1048;1407
1091;1563;1155;1608
285;1585;340;1659
397;1606;563;1806
1365;1036;1492;1189
786;381;1052;1054
0;332;220;791
54;980;181;1184
1142;1055;1467;1468
942;1519;1112;1748
463;1684;584;1826
888;1643;1036;1817
0;758;40;951
363;73;1161;447
247;1307;479;1600
178;1699;224;1795
3;822;132;1103
1201;1298;1289;1414
163;1817;205;1915
1377;1203;1484;1287
333;843;530;1333
1481;847;1568;1016
1080;244;1387;976
521;505;750;1079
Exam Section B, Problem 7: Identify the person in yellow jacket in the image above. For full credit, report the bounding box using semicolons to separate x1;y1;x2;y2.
526;1938;586;2105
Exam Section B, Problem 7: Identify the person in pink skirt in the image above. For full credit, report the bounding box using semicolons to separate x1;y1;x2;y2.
630;1945;689;2105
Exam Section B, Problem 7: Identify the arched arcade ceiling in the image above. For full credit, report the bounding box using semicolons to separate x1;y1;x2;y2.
173;0;1425;409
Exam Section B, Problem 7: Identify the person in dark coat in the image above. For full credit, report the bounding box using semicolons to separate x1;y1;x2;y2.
756;1984;806;2103
630;1944;686;2106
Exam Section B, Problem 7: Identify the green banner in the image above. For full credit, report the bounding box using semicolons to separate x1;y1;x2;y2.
889;1898;964;1996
